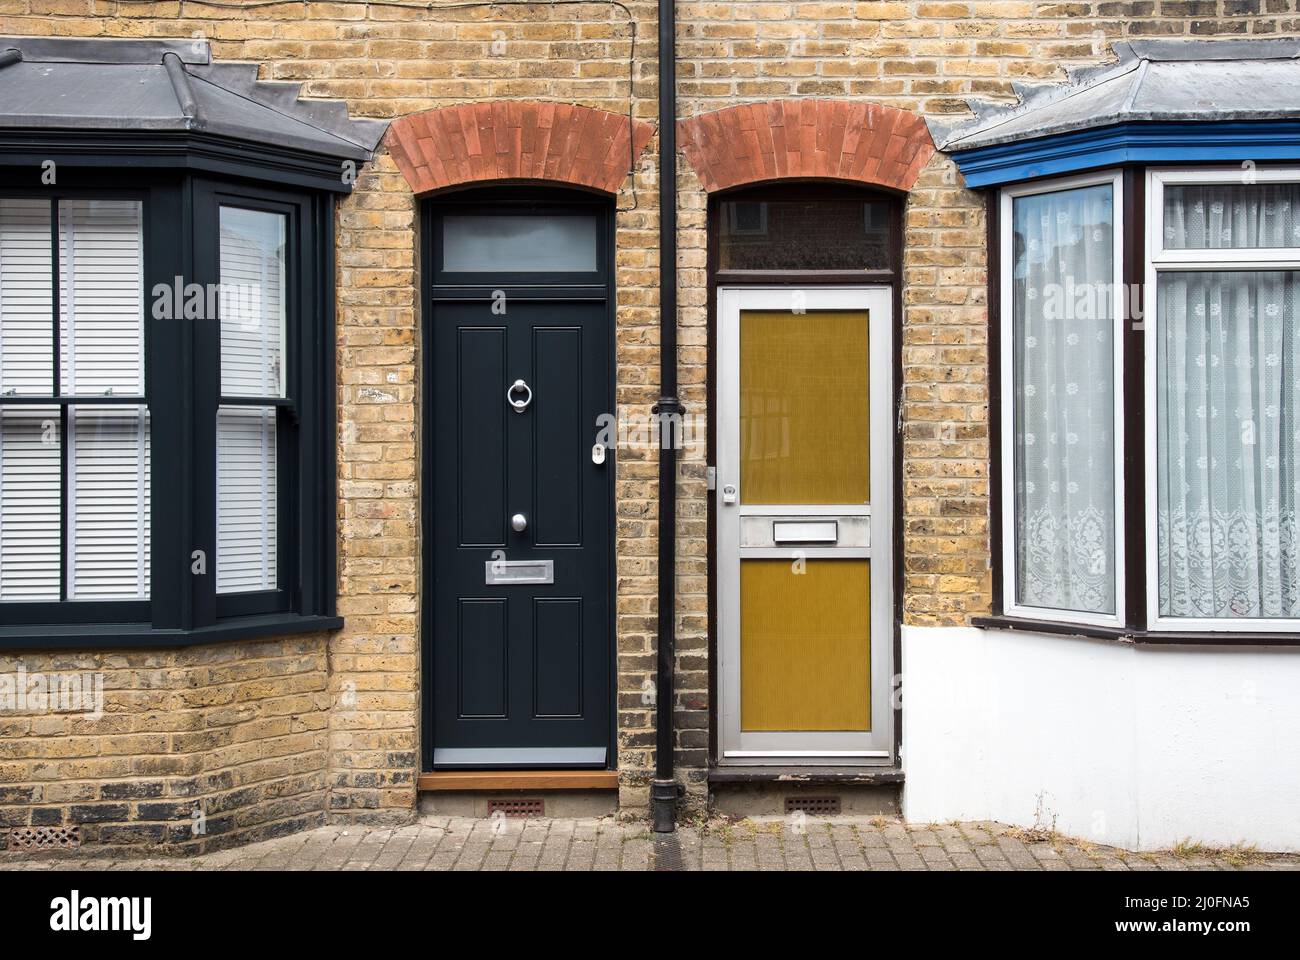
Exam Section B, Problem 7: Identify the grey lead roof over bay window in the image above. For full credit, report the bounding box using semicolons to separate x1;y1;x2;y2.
931;38;1300;152
0;36;387;161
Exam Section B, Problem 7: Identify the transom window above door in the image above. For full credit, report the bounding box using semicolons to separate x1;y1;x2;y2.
994;167;1300;637
715;188;897;275
433;206;606;284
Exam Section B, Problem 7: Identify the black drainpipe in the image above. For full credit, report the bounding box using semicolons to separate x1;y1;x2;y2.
650;0;681;834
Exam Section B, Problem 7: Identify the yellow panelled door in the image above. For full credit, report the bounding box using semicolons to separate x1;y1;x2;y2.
737;308;873;735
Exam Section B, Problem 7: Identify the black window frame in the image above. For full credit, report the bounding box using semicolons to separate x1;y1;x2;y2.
197;181;301;622
0;167;339;648
980;163;1300;646
0;185;153;626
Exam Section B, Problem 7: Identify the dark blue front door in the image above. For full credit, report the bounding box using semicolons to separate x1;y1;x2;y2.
423;194;613;770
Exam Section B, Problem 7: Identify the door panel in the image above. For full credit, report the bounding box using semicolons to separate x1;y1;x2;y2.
429;296;611;768
532;326;583;546
740;558;871;732
534;597;584;717
718;287;893;764
740;309;870;505
458;598;508;718
456;327;508;546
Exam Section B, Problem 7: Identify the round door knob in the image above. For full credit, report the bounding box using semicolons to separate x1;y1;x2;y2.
511;513;528;532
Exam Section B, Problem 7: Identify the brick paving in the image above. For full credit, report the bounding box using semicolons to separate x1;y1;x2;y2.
2;818;1297;871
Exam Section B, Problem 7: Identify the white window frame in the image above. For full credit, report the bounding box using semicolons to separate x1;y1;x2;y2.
999;170;1127;627
1145;166;1300;632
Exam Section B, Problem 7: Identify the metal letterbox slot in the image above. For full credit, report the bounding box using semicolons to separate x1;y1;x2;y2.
771;520;839;544
484;559;554;585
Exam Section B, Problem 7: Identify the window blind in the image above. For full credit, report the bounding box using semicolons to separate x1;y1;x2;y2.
216;206;284;594
216;405;277;593
61;201;149;601
68;406;150;600
0;200;58;600
59;200;145;398
0;198;149;602
0;199;53;396
219;210;284;399
0;406;60;601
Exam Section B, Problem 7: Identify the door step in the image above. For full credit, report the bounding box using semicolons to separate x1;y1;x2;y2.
710;780;899;818
417;769;617;792
418;769;619;818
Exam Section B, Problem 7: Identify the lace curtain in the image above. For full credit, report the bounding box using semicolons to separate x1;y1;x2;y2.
1011;184;1117;616
1157;184;1300;619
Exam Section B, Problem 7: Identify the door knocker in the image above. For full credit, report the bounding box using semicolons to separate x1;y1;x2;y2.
507;378;533;413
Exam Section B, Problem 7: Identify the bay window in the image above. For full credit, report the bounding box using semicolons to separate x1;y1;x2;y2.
0;174;336;645
0;35;384;647
994;166;1300;637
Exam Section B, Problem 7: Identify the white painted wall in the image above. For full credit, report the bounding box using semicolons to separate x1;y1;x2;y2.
900;624;1300;852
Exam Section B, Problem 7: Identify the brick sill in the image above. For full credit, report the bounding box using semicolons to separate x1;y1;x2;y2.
0;613;344;651
972;614;1300;647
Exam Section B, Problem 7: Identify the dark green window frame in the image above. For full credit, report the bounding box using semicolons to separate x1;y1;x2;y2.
0;167;339;648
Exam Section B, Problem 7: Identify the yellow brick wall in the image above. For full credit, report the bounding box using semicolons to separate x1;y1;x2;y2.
0;637;330;851
0;1;1295;839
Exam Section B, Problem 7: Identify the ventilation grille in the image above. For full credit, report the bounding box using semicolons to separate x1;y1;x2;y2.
8;825;82;850
785;796;841;816
487;798;544;818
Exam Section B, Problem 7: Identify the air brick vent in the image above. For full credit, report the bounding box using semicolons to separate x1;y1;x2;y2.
487;798;544;818
785;796;841;816
8;825;82;850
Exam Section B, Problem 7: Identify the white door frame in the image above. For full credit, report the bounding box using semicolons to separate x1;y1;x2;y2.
716;285;895;765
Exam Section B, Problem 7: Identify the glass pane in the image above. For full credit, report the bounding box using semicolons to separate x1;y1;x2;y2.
441;214;597;272
0;405;60;600
740;309;869;505
1010;184;1117;616
1156;270;1300;620
719;198;891;271
1164;183;1300;249
741;558;870;732
67;404;150;600
220;207;286;399
0;199;53;396
217;405;277;594
59;199;144;397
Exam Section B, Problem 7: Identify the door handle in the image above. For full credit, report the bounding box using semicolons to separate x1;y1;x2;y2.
507;378;533;413
511;513;528;533
721;483;738;505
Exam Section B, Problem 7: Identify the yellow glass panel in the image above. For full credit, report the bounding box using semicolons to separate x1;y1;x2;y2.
740;558;871;732
740;309;869;505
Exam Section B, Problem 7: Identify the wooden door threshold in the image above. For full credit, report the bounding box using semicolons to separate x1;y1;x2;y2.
418;769;619;792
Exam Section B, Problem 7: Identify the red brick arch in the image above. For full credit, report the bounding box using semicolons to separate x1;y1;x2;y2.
385;101;656;196
676;100;935;194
